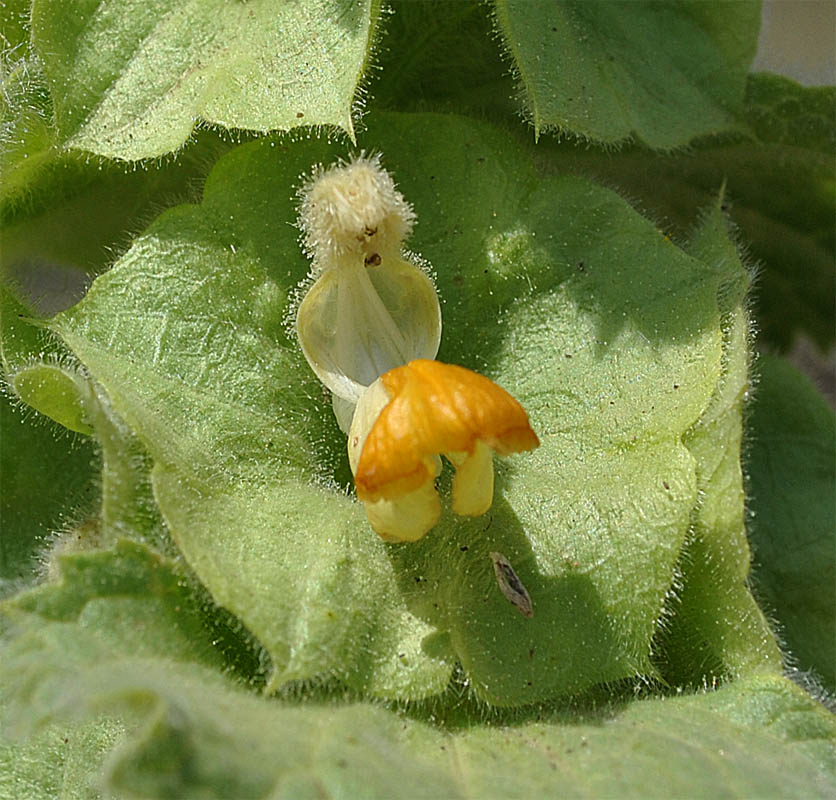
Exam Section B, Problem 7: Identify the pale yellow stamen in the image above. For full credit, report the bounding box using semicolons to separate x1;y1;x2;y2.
447;440;495;517
362;479;442;542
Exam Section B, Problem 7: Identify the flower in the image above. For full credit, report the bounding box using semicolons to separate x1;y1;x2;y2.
348;359;540;541
295;155;441;431
293;158;539;541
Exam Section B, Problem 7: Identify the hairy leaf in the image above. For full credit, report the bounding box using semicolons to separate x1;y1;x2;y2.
11;364;93;435
0;714;128;800
747;354;836;691
653;198;781;685
0;287;97;590
30;0;382;160
1;531;827;797
492;0;760;147
0;52;57;209
5;540;230;671
0;395;97;591
2;612;833;800
374;1;516;121
0;0;30;50
545;74;835;351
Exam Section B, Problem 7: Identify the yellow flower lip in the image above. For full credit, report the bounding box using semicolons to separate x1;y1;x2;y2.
354;359;540;503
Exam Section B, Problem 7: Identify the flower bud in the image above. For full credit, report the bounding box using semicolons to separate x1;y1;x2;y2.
295;156;441;429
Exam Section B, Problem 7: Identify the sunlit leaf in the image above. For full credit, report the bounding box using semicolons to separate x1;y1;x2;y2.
30;0;383;160
543;74;835;351
492;0;760;147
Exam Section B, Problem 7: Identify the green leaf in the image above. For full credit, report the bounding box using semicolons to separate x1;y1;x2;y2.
0;394;97;591
30;0;383;160
0;283;51;374
543;73;835;351
3;610;834;800
492;0;761;148
653;197;781;686
52;112;778;704
1;17;236;316
0;52;58;209
746;354;836;691
0;283;174;587
745;72;836;149
0;0;30;50
739;74;835;350
2;532;830;797
0;713;128;800
374;1;516;121
1;133;237;325
5;539;231;671
0;287;97;591
10;364;94;434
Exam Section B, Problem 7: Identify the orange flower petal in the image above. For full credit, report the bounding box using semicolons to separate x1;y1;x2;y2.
354;359;539;502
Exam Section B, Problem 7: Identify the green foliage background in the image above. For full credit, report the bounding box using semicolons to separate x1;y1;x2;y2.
1;1;834;797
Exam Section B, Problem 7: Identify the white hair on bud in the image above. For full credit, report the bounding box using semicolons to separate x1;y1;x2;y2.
298;153;416;271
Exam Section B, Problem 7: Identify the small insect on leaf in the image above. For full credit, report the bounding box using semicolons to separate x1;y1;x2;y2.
490;552;534;618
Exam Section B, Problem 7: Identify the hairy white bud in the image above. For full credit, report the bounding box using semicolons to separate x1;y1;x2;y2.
298;153;416;271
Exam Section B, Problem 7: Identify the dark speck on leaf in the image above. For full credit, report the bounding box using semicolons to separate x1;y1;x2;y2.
490;552;534;618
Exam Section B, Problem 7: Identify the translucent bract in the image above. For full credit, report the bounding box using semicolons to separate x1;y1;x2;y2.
296;256;441;413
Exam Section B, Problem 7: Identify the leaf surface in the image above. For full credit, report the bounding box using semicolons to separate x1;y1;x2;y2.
2;599;833;800
544;74;835;351
0;287;97;591
747;354;836;691
31;0;382;159
374;1;515;121
492;0;760;147
653;197;781;686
